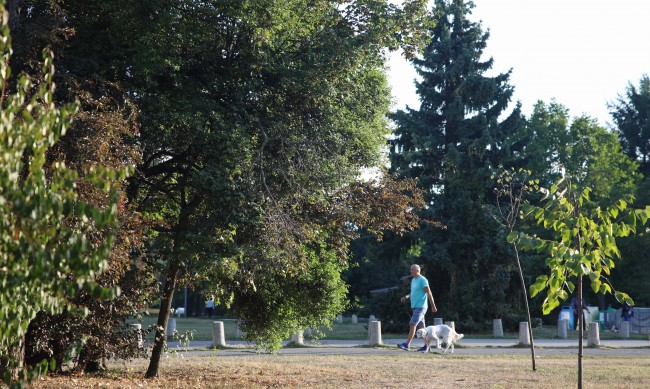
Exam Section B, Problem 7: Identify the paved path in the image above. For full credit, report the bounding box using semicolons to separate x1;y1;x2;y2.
166;338;650;357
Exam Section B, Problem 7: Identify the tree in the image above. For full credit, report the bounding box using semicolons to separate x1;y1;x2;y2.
389;0;525;328
8;0;431;379
524;101;641;203
100;0;430;377
607;76;650;309
608;75;650;176
521;101;643;312
10;0;156;372
0;9;124;384
491;167;539;371
511;177;650;389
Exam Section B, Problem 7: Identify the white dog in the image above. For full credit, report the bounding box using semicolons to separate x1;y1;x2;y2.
416;324;464;354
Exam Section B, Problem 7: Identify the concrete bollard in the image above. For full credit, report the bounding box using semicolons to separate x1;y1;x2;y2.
352;314;358;324
434;317;443;326
588;322;600;346
212;321;226;347
445;321;455;331
518;322;530;345
337;314;343;324
167;318;176;337
493;319;504;337
557;319;568;339
369;321;382;346
131;323;143;349
620;321;630;338
291;329;304;345
369;315;376;322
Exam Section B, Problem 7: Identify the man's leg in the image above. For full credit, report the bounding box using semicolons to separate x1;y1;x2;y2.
399;308;425;350
406;323;416;344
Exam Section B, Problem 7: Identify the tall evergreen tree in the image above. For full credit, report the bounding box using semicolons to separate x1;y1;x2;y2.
609;75;650;177
389;0;525;328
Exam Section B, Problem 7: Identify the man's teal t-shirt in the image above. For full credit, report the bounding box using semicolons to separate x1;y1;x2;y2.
410;275;429;309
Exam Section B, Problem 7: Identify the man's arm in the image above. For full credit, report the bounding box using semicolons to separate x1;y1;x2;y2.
424;286;437;313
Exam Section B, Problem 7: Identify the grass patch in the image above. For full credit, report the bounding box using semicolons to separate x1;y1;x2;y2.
31;354;650;388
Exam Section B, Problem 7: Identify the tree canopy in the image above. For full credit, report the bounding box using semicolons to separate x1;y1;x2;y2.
388;0;525;328
0;16;125;382
609;75;650;176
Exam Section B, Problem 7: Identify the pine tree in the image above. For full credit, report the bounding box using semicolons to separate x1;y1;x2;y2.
390;0;525;327
608;75;650;176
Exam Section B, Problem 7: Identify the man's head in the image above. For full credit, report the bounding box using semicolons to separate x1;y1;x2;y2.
410;264;421;277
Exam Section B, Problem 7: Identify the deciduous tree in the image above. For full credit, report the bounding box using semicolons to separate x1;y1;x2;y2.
0;11;124;384
511;178;650;389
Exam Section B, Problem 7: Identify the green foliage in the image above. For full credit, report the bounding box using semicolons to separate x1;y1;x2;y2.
524;101;641;203
608;74;650;176
0;9;123;383
387;0;526;326
233;245;349;350
511;177;650;315
10;0;157;372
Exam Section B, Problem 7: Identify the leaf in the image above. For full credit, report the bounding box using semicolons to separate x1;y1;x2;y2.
590;278;601;294
529;281;546;298
599;284;611;294
506;231;519;244
542;298;560;315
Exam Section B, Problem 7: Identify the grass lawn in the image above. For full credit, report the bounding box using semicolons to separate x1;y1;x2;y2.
31;354;650;388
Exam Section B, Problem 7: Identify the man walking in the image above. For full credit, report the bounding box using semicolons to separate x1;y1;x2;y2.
398;264;437;352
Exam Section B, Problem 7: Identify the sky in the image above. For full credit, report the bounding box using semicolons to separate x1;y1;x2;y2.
388;0;650;127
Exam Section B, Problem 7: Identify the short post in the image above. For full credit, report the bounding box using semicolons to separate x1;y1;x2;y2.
212;321;226;347
518;322;530;346
369;314;376;322
291;329;304;345
493;319;504;337
557;319;568;339
167;318;176;338
369;321;382;346
588;322;600;346
433;317;443;326
352;314;358;324
131;323;143;349
337;314;343;324
444;321;455;331
620;321;630;338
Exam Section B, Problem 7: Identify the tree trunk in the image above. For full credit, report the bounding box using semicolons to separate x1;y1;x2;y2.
513;245;536;371
145;256;181;378
577;276;584;389
6;0;21;31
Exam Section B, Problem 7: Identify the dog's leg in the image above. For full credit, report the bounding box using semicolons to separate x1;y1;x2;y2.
442;337;451;353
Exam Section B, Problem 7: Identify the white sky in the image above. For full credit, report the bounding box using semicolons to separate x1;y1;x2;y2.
388;0;650;127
